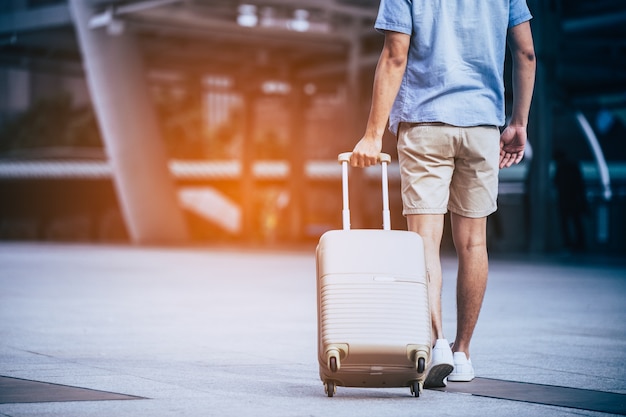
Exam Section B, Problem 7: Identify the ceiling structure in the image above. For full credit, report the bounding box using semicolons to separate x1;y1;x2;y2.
0;0;625;108
0;0;380;95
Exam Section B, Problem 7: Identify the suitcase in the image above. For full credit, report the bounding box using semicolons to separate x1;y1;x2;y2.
316;152;431;398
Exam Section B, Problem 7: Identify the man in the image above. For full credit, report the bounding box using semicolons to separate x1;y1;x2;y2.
350;0;536;388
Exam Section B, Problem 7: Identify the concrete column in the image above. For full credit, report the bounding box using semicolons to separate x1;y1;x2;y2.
527;0;557;253
287;78;305;241
346;28;368;229
346;31;362;142
241;87;257;241
68;0;189;244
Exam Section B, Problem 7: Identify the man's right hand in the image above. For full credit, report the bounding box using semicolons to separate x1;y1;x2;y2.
350;137;383;168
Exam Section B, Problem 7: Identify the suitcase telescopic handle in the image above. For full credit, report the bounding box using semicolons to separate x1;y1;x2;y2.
337;152;392;231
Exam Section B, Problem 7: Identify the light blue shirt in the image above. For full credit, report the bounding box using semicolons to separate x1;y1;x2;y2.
375;0;532;133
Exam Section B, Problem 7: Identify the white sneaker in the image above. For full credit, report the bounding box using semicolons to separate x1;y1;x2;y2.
424;339;454;388
448;352;475;382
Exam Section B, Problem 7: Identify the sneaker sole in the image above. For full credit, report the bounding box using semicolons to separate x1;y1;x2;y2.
448;374;474;382
424;363;454;388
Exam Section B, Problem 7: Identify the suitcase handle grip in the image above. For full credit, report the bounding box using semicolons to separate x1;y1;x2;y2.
338;152;392;231
338;152;391;164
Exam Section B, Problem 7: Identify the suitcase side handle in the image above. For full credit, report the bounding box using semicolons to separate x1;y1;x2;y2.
337;152;392;231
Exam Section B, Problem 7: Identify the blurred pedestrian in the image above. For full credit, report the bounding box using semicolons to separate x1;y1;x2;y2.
553;149;588;252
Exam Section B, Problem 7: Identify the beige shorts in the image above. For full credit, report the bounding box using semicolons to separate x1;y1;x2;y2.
397;123;500;218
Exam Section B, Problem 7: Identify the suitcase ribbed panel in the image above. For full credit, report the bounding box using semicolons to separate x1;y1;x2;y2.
320;276;430;347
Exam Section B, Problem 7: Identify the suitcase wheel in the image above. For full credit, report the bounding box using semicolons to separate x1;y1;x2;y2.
410;381;422;398
417;357;426;374
324;381;336;397
329;356;338;373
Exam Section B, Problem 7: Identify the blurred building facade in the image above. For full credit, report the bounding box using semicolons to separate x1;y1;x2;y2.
0;0;625;254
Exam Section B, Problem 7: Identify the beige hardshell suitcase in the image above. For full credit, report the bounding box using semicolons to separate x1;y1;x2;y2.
316;152;431;397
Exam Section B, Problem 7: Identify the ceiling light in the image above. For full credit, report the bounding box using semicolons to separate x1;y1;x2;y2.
88;7;126;35
237;4;258;27
289;9;310;32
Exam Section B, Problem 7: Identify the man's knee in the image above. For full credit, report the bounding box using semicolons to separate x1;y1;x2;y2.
407;214;445;241
450;213;487;252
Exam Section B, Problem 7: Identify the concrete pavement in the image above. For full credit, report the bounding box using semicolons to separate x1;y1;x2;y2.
0;242;625;416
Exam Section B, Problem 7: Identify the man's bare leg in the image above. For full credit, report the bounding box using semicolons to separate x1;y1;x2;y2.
450;213;489;359
407;214;445;341
408;213;454;387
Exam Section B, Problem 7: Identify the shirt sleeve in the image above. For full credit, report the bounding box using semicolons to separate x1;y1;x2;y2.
509;0;533;28
374;0;413;35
